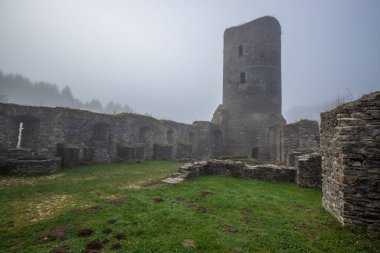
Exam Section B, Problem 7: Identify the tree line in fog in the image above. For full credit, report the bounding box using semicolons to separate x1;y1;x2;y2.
0;70;132;114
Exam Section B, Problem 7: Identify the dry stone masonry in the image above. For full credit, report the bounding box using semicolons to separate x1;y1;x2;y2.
162;160;296;184
321;92;380;232
295;152;322;188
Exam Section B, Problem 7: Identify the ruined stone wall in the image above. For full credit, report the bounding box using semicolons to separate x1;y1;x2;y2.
270;119;320;164
295;152;321;188
165;160;296;184
191;121;224;158
0;103;219;164
321;92;380;232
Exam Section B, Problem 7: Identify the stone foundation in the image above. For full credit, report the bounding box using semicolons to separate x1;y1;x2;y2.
6;158;61;175
162;160;296;184
321;92;380;232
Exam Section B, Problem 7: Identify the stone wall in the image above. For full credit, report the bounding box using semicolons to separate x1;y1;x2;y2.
117;145;144;163
0;147;61;175
6;158;61;175
270;119;320;164
295;152;322;188
56;143;92;166
321;92;380;232
0;103;222;165
153;144;173;160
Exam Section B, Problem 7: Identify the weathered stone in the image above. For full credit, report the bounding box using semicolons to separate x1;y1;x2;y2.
295;152;322;188
212;16;286;160
56;143;92;166
0;103;223;165
117;145;144;163
321;91;380;232
270;120;320;165
162;160;296;184
7;157;61;175
153;144;173;160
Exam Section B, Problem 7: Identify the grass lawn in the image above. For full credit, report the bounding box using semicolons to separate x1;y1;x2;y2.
0;160;378;253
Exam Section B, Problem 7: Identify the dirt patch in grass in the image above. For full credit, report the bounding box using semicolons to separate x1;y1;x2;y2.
223;226;237;233
85;239;103;252
120;183;142;189
118;178;156;190
0;174;64;186
154;196;164;203
111;242;122;250
176;197;186;203
69;176;97;183
240;216;250;224
50;244;70;253
37;224;77;243
107;219;117;225
11;194;74;226
102;227;112;234
289;221;310;232
200;191;214;199
71;205;101;214
240;207;252;213
143;179;161;187
187;203;196;210
100;238;110;245
114;232;126;240
77;228;94;237
197;206;209;213
182;239;196;248
108;196;129;207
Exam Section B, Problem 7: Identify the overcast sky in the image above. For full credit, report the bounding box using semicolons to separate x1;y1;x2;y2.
0;0;379;123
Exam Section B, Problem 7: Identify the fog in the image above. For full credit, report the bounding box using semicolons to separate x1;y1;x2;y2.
0;0;379;123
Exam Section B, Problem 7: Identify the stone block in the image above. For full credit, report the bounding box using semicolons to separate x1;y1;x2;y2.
153;144;173;160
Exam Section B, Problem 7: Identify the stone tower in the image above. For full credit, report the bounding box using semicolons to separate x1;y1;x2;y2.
213;16;286;159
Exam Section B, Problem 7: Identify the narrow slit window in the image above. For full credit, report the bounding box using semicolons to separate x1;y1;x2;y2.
238;45;243;56
240;72;246;84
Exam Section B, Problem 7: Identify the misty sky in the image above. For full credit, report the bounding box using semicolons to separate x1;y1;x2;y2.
0;0;379;123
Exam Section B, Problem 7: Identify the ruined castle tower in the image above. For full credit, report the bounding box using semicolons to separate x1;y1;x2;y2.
213;16;286;159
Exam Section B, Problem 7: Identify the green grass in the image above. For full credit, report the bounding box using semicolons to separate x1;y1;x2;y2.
0;161;378;253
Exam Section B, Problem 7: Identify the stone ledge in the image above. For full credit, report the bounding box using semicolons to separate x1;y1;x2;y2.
162;160;296;185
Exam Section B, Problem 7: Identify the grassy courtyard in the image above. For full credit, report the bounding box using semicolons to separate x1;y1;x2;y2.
0;161;378;253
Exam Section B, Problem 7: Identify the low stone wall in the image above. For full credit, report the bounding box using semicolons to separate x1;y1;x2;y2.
288;149;318;167
321;91;380;232
162;160;296;184
295;152;322;188
6;158;61;175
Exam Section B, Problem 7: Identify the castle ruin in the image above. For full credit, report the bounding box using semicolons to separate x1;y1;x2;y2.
0;16;319;170
0;16;378;232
